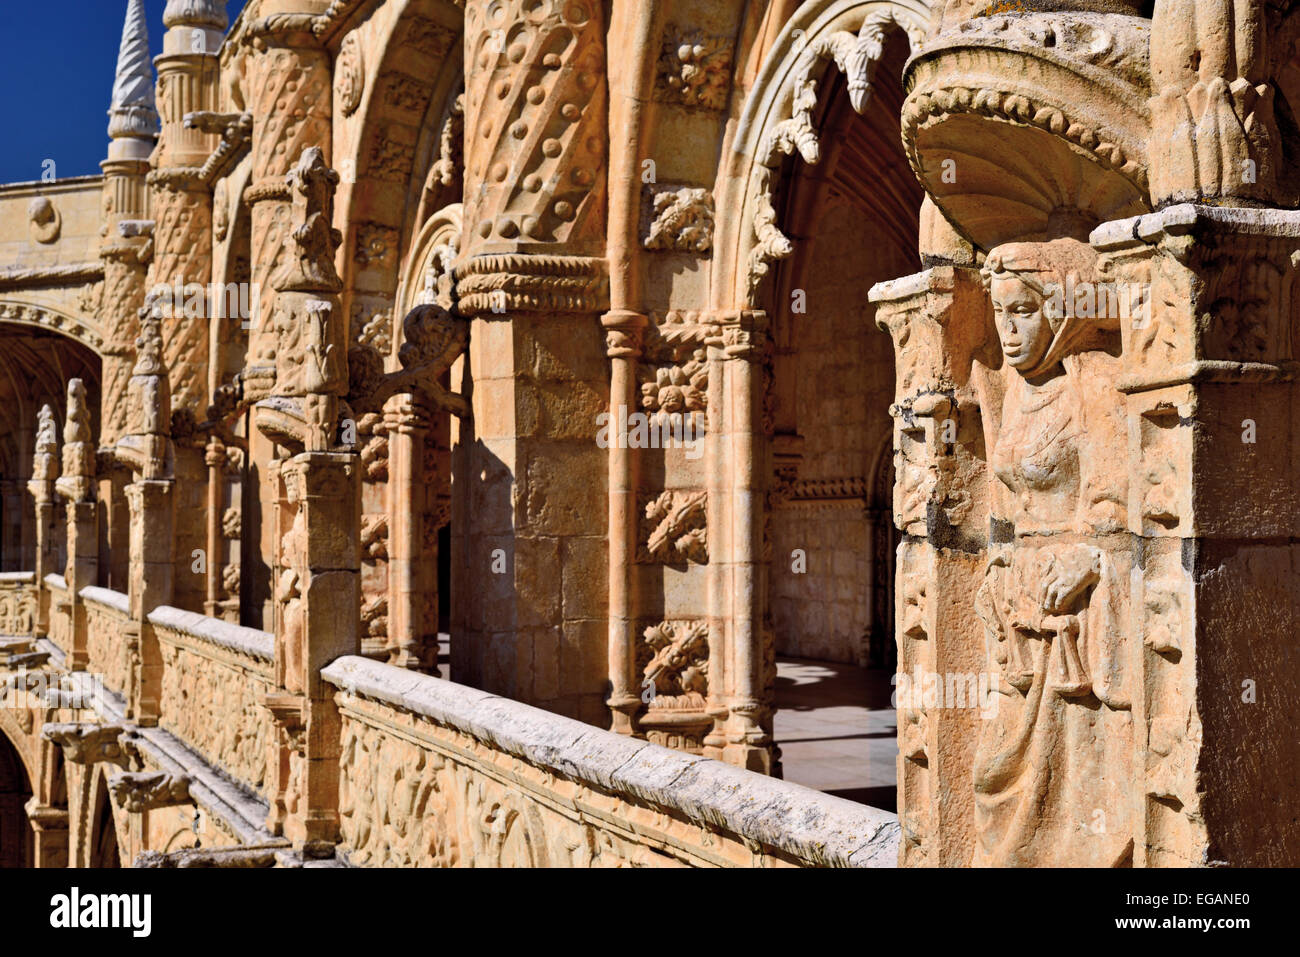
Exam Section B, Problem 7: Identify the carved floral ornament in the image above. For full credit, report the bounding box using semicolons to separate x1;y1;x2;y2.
735;2;928;305
335;31;365;117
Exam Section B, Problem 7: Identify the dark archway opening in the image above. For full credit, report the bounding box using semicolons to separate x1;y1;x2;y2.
0;323;101;577
89;774;120;869
766;29;920;812
0;732;32;868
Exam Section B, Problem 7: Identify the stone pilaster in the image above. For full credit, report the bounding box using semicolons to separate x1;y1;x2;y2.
26;405;59;638
1095;204;1300;865
124;480;173;725
54;381;97;672
265;451;359;855
115;309;175;724
870;266;992;867
452;0;611;720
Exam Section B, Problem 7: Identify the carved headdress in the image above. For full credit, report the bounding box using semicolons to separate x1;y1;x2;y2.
981;238;1114;379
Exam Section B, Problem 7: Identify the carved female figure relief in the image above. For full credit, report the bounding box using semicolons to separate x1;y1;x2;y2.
278;505;308;696
974;239;1134;867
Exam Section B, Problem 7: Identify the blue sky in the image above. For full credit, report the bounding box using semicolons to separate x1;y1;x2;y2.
0;1;246;184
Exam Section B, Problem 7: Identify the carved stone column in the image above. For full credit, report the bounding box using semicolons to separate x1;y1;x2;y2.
453;0;611;718
23;800;69;869
602;312;645;736
710;315;778;774
241;6;333;628
246;141;358;856
203;437;225;618
54;381;97;672
115;311;175;725
870;267;992;867
264;452;359;855
383;395;438;671
26;405;59;638
242;7;332;401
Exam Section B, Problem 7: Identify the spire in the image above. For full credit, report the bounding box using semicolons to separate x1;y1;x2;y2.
163;0;229;30
107;0;159;142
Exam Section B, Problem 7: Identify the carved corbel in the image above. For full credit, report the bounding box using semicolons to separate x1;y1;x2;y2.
349;303;469;417
41;722;131;767
109;770;193;813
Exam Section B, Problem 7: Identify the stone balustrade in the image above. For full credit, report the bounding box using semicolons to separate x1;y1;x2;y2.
81;586;131;698
147;606;275;797
322;655;899;868
43;574;69;656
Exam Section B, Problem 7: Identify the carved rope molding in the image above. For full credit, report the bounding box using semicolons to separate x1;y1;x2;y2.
731;0;930;307
322;655;899;867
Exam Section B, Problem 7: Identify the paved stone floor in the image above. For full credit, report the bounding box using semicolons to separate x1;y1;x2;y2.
774;657;898;812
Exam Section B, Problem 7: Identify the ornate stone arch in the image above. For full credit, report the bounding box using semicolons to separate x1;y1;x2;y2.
0;300;107;356
334;0;466;367
0;707;39;798
713;0;932;310
396;203;463;323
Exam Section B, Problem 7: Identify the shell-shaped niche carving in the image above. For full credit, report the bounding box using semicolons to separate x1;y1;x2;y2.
902;13;1153;251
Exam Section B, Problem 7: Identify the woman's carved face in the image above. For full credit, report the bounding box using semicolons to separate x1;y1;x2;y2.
991;276;1053;372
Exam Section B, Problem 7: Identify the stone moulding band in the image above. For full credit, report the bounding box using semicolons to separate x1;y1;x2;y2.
322;655;900;867
0;262;105;291
454;254;610;316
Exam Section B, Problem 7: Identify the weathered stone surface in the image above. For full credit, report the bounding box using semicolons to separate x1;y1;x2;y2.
1;0;1298;871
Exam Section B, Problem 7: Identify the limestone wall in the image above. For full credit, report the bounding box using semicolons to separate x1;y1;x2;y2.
322;655;899;867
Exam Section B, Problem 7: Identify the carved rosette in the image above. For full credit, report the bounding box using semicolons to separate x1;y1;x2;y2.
643;187;715;253
653;25;735;111
638;490;707;565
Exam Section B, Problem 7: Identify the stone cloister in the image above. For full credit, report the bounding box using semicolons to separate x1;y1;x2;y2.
0;0;1296;868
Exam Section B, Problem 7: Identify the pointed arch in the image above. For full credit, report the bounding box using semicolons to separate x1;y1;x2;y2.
712;0;932;311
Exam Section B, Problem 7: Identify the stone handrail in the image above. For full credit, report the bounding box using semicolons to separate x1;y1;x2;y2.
323;655;899;868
